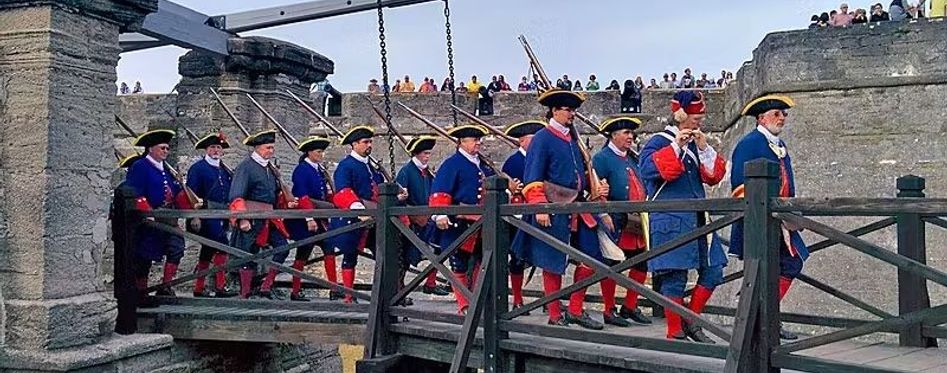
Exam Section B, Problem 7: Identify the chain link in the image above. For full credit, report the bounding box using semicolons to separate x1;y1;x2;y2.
443;0;457;126
376;0;396;177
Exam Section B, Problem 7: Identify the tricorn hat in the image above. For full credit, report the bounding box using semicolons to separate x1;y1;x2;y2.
741;95;795;117
538;89;586;109
242;129;277;147
340;126;375;145
194;131;230;150
133;129;175;148
297;136;332;152
504;120;545;138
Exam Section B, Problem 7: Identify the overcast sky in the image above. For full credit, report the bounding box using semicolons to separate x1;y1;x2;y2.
117;0;855;93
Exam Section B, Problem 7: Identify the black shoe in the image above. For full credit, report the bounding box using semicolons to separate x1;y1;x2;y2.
512;303;531;316
193;290;212;298
398;297;414;307
779;324;799;340
329;289;344;301
257;290;274;300
683;322;716;344
603;310;632;327
619;306;653;325
214;288;237;298
156;287;176;297
547;317;569;327
422;285;451;296
565;311;604;330
290;292;310;302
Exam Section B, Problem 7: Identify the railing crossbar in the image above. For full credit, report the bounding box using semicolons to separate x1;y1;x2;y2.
771;197;947;216
924;216;947;230
796;273;894;319
389;219;483;306
499;198;745;215
146;208;368;219
390;217;474;302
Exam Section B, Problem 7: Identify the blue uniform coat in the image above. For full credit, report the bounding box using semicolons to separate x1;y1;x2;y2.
428;151;495;254
396;160;436;266
186;158;232;245
328;155;384;255
126;157;185;261
288;160;332;251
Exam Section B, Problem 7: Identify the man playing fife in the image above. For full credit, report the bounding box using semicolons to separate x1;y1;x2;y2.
429;125;495;314
287;136;335;301
396;136;451;296
729;95;808;340
501;119;545;310
511;90;610;329
591;116;653;327
228;130;298;299
639;91;727;342
125;130;195;298
186;131;237;298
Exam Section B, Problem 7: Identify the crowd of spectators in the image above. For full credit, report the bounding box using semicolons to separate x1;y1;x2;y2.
808;1;931;27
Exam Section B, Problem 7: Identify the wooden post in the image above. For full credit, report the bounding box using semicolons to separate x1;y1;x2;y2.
725;159;780;373
364;182;402;358
895;175;937;347
111;184;140;335
482;176;510;373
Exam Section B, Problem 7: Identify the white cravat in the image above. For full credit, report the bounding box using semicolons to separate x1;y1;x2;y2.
250;151;269;167
518;147;526;156
304;157;321;169
607;141;627;157
204;155;220;167
756;125;781;145
548;118;571;137
145;155;164;171
458;148;480;166
411;156;428;170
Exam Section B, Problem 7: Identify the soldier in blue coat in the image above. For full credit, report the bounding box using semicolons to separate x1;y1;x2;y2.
592;116;653;327
287;136;334;301
186;132;236;298
429;125;496;314
639;91;727;342
511;90;610;329
328;126;404;303
228;130;297;299
730;95;808;340
396;136;450;296
502;119;544;310
125;129;193;297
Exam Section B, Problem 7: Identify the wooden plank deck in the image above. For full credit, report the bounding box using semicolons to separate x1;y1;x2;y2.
137;295;947;372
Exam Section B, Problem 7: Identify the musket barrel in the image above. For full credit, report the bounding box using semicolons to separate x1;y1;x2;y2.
448;104;518;149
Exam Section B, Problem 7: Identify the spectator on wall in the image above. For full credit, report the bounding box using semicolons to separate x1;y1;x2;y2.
586;75;600;91
808;14;821;28
669;72;680;88
477;85;494;116
441;77;454;92
832;3;854;26
498;75;512;91
132;81;143;94
532;74;548;91
634;76;645;92
606;80;621;90
573;80;583;91
648;78;660;89
870;3;891;20
401;75;416;92
620;79;638;113
367;79;380;93
696;73;711;88
518;76;531;91
487;75;500;92
853;8;869;23
419;77;435;93
119;82;130;94
467;75;483;95
557;74;572;90
818;12;831;26
681;68;695;86
660;73;673;89
456;82;468;93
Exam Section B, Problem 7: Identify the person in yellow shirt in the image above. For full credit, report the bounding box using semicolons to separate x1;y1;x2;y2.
466;75;483;95
933;0;945;17
401;75;416;92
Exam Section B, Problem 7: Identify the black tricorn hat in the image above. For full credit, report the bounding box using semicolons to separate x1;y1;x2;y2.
242;130;277;147
297;136;332;152
538;89;586;108
340;126;375;145
405;136;437;154
447;124;488;139
194;132;230;150
598;116;642;135
504;120;545;138
133;129;175;148
118;153;144;168
742;95;795;117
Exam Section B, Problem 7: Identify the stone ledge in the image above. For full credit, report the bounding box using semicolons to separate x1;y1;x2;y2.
0;333;173;371
4;293;117;350
179;36;334;84
0;0;158;31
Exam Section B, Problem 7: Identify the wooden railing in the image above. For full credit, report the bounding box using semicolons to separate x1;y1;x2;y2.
112;159;947;372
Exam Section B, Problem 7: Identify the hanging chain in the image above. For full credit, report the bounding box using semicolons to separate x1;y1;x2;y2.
443;0;457;126
376;0;396;177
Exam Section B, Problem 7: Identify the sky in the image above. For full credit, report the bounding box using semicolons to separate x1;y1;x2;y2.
117;0;854;93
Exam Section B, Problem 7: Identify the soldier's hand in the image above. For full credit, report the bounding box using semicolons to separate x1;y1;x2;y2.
358;214;372;222
287;197;299;209
536;213;551;227
397;189;409;201
146;217;156;222
307;219;319;232
597;179;610;197
188;218;202;231
436;216;451;230
675;129;694;149
193;198;204;209
510;178;524;194
600;214;615;233
239;219;251;232
692;129;709;150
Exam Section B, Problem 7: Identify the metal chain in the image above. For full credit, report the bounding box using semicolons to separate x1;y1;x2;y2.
443;0;457;126
376;0;395;177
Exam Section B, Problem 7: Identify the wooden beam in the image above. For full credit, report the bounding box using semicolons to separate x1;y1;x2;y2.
138;317;364;344
771;197;947;216
135;0;230;55
389;219;483;306
391;217;474;302
499;198;745;216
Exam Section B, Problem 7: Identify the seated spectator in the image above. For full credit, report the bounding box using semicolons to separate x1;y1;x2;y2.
532;74;547;91
467;75;483;95
648;78;660;89
456;82;468;93
557;75;572;90
870;3;891;21
586;74;600;91
367;78;380;93
659;73;673;89
441;77;454;92
634;76;645;92
808;14;820;28
401;75;416;92
518;76;531;91
620;79;638;113
392;79;402;92
419;77;435;93
573;80;583;91
498;75;512;91
669;72;680;88
606;79;621;90
853;8;869;23
132;81;143;94
696;73;711;88
818;12;831;27
889;0;910;20
832;3;854;26
681;68;695;87
119;82;130;94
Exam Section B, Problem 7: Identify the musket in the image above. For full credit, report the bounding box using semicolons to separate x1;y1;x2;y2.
397;102;511;180
448;104;519;149
517;35;604;201
114;115;202;208
245;93;338;198
179;125;235;176
207;88;296;204
364;97;439;177
284;89;393;182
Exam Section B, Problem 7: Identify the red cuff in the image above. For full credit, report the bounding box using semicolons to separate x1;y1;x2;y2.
699;155;727;185
229;198;246;225
276;191;289;209
297;195;315;210
429;192;452;207
510;193;525;204
174;191;192;210
522;182;548;204
134;197;152;212
333;188;360;209
653;145;685;181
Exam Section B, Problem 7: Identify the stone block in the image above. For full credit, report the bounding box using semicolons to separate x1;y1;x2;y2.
3;293;116;350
